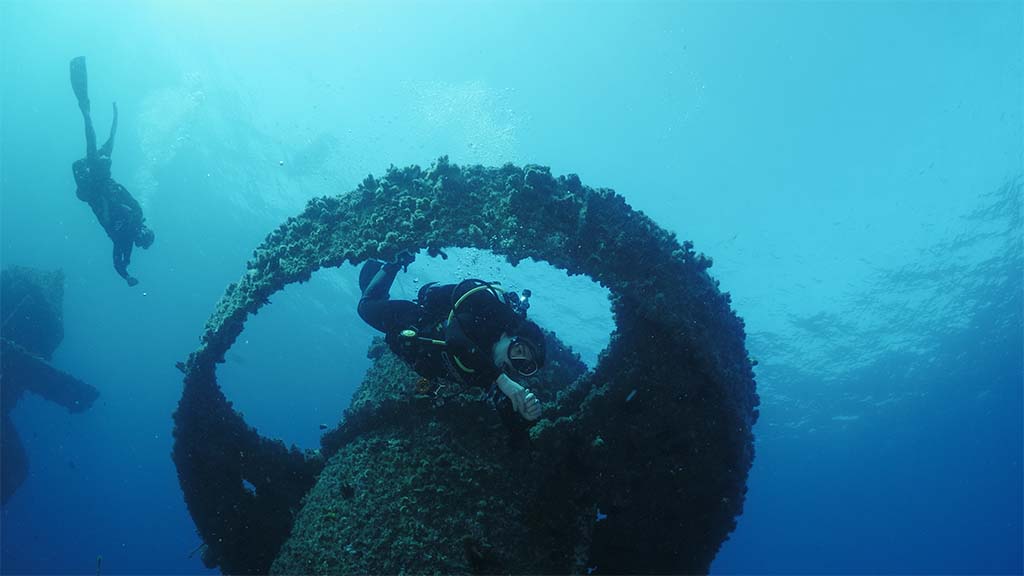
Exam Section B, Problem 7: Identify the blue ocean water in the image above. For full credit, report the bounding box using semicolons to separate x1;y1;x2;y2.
1;2;1020;574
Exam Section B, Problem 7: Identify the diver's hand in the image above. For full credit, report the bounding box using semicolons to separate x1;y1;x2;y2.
519;391;541;421
126;276;139;287
497;374;542;421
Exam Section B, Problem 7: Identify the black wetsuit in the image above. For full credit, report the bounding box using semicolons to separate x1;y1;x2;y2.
357;261;517;389
70;56;149;286
72;159;145;280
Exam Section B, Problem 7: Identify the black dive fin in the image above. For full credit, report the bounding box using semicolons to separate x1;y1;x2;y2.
358;259;385;293
70;57;89;109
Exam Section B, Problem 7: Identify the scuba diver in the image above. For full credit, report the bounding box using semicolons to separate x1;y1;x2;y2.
357;251;545;422
69;56;154;286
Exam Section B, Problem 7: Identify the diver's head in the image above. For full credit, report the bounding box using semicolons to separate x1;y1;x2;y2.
495;320;546;378
135;225;155;249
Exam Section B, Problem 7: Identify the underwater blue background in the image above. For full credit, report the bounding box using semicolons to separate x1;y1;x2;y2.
1;1;1021;573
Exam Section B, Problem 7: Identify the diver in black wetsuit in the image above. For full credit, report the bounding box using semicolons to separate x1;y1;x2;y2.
357;251;545;422
70;57;154;286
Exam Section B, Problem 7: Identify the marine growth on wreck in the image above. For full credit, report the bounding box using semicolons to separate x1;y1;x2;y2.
1;266;100;505
172;158;759;575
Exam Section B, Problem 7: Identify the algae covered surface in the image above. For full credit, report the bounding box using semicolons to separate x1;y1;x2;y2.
173;158;759;574
275;333;589;575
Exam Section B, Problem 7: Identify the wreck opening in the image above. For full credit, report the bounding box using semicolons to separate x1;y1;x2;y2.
217;247;615;448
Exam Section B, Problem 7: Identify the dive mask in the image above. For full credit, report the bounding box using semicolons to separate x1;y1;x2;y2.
507;336;539;377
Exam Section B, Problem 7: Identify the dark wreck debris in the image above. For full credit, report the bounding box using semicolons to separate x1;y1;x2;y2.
1;267;100;505
172;158;759;575
1;266;65;360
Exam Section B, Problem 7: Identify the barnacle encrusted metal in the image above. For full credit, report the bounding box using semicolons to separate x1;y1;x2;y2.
172;158;759;574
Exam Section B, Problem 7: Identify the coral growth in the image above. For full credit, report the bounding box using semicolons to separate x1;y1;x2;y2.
172;158;759;574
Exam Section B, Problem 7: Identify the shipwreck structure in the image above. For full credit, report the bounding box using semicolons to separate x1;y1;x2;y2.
172;158;759;574
1;266;99;505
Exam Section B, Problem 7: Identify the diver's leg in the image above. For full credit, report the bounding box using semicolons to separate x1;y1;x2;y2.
357;261;401;331
83;112;97;159
70;57;97;158
357;252;422;331
360;260;401;301
359;251;415;300
358;299;419;334
98;102;118;157
358;259;384;293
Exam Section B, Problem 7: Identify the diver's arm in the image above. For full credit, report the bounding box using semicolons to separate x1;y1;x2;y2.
112;241;138;286
98;102;118;158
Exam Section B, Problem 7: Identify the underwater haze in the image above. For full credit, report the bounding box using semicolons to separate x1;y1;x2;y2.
1;1;1021;574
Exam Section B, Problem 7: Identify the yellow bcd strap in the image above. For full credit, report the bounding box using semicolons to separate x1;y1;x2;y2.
451;354;475;373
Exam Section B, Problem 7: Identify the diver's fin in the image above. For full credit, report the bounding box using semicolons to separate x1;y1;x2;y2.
70;57;90;110
358;259;385;293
